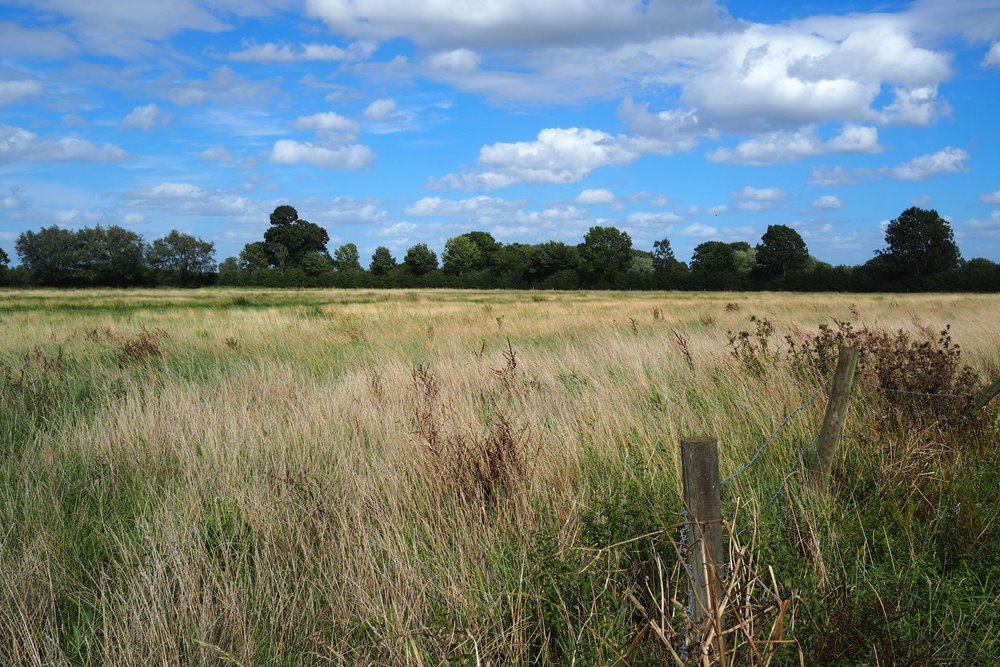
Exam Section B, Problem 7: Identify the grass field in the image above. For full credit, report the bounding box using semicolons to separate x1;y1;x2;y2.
1;288;998;665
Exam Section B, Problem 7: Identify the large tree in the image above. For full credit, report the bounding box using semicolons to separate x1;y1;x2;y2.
146;230;215;282
579;225;632;284
333;243;362;272
239;242;269;271
0;248;9;270
690;241;737;273
652;238;686;274
877;207;960;277
262;205;330;268
442;235;483;275
15;226;80;285
77;225;147;286
755;224;809;276
369;246;397;275
404;243;438;275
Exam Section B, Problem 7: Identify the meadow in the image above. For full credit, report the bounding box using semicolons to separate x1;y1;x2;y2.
1;288;998;665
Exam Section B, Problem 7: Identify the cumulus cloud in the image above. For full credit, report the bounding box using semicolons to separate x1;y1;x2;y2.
0;80;43;106
313;196;387;223
678;223;719;238
305;0;722;48
227;40;375;62
732;186;787;211
363;99;397;121
125;182;259;219
812;195;843;209
983;43;1000;67
576;188;616;204
292;112;359;133
809;146;970;185
876;85;949;126
0;21;76;58
627;211;683;225
198;146;237;163
0;125;129;164
980;190;1000;205
707;124;880;165
438;127;642;190
270;140;374;170
119;103;170;130
167;67;277;106
426;49;481;71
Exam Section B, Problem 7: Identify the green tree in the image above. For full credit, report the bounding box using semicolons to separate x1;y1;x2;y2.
404;243;438;276
262;205;330;268
15;226;80;285
302;251;335;276
146;230;215;283
76;225;147;286
877;207;960;277
369;246;397;275
0;248;8;270
239;242;269;271
755;224;808;276
218;256;239;272
579;226;632;284
463;231;502;267
690;241;737;273
652;238;685;274
527;241;578;282
442;235;483;275
333;243;362;272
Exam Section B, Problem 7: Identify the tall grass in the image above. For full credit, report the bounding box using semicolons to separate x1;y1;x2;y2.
0;288;997;664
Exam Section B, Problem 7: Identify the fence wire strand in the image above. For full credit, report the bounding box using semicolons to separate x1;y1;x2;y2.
720;378;831;486
858;382;973;399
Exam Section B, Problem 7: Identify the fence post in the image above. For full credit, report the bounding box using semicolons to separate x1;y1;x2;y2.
965;377;1000;417
680;436;724;624
809;347;859;490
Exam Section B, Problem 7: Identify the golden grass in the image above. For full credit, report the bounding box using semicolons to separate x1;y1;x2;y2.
1;288;998;664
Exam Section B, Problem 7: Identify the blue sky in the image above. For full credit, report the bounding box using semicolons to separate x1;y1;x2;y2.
2;0;1000;267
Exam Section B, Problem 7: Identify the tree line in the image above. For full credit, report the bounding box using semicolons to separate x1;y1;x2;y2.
2;205;998;291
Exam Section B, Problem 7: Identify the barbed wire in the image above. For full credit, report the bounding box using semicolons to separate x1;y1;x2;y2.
720;378;831;486
770;436;818;503
857;382;973;399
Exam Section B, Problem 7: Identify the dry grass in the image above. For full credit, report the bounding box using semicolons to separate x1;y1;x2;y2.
0;288;997;665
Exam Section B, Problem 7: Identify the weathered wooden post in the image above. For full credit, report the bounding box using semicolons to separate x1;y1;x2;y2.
965;377;1000;418
680;436;725;623
809;347;860;490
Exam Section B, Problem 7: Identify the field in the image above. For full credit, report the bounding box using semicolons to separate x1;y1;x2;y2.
1;288;998;665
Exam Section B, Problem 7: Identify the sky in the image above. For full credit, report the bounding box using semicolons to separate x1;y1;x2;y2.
2;0;1000;268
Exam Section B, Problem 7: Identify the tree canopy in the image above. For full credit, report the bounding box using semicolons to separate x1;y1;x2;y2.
756;224;809;277
877;207;961;277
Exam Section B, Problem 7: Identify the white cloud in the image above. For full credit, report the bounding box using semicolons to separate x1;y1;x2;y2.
0;21;76;58
876;85;948;126
887;146;969;180
426;49;481;72
0;125;129;164
980;190;1000;205
617;98;702;153
732;186;787;211
0;80;43;106
983;43;1000;67
812;195;843;209
707;124;880;165
270;140;374;170
363;98;397;121
122;213;145;224
227;40;375;62
439;127;642;190
167;67;276;106
305;0;721;48
126;182;259;218
199;146;236;163
576;188;615;204
678;223;718;237
119;103;170;130
314;196;387;223
627;211;682;225
406;195;513;217
809;146;970;185
292;112;359;133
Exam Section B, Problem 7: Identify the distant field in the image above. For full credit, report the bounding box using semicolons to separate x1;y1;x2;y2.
1;288;998;665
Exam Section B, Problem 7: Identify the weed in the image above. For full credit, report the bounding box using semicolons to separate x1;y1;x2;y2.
724;301;740;312
726;315;777;377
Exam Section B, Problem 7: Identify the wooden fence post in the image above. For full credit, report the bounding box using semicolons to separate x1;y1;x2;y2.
680;436;724;624
965;377;1000;418
809;347;860;490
